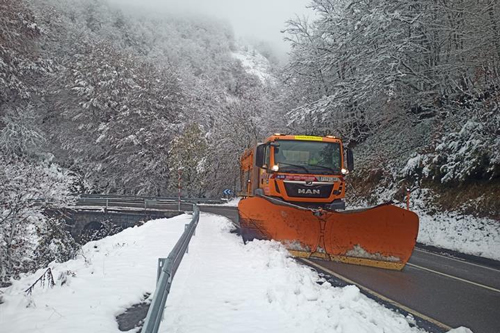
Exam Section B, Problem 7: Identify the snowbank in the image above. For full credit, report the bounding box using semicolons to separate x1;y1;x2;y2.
406;189;500;261
218;197;241;206
417;210;500;260
198;198;240;207
164;215;426;333
0;214;192;332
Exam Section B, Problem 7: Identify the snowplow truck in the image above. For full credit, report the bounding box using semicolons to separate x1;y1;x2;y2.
238;134;419;270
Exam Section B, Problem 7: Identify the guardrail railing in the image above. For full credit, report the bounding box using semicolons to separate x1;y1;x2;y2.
142;204;200;333
79;194;225;204
74;196;225;212
76;197;179;210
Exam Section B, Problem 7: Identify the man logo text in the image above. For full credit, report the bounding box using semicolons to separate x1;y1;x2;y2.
298;189;320;195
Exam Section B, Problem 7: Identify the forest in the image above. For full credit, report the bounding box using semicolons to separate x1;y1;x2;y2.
1;0;499;282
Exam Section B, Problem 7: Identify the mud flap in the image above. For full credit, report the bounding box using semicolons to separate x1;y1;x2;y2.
238;196;419;270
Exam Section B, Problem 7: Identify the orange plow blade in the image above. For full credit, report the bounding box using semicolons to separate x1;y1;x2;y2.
238;197;419;270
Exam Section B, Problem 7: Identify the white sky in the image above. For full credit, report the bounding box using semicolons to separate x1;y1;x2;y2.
107;0;315;60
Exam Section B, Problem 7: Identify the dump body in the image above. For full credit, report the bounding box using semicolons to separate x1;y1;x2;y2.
238;134;419;270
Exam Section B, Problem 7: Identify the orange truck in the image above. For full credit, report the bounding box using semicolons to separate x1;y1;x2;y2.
238;134;419;270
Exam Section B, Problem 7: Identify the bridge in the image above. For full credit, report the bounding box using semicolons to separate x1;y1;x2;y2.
46;195;223;243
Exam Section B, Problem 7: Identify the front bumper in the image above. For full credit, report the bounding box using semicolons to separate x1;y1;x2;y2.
325;200;346;211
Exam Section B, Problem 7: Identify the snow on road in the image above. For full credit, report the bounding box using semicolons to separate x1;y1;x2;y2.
198;198;240;207
1;213;471;333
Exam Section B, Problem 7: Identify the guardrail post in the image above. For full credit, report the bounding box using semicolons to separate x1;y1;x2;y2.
178;169;182;211
192;205;197;236
106;198;109;210
157;258;168;283
184;224;189;253
406;188;411;210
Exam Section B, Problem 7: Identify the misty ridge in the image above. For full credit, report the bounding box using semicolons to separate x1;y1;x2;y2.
1;0;499;281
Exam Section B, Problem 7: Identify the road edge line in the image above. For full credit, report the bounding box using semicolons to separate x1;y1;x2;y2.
300;258;453;332
407;263;500;293
413;248;500;273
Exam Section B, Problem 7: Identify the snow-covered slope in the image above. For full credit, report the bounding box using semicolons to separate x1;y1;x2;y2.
232;45;276;85
417;210;500;259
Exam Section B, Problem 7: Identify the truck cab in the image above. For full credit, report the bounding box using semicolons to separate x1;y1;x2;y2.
240;134;354;210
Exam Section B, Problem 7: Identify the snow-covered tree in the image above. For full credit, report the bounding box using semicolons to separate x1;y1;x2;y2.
168;124;208;197
0;0;79;284
0;153;78;284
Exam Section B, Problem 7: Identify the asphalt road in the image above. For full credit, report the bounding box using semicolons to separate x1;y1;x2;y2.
200;205;500;333
199;205;240;223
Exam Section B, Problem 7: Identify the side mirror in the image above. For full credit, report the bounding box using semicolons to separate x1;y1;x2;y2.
255;144;265;168
346;148;354;171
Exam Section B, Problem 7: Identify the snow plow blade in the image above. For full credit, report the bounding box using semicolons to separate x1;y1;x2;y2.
238;196;419;270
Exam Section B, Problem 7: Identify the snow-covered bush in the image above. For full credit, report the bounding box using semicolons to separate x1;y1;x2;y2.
0;154;78;285
0;106;45;157
402;105;500;183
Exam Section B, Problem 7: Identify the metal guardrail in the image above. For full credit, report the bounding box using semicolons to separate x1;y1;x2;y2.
77;197;177;210
142;204;200;333
75;196;225;212
31;195;226;210
79;194;225;205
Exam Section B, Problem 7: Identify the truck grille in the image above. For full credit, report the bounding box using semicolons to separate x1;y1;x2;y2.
284;182;333;198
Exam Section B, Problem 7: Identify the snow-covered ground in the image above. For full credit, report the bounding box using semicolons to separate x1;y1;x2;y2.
407;190;500;261
0;214;193;332
216;197;240;206
0;213;471;333
417;210;500;260
232;45;275;85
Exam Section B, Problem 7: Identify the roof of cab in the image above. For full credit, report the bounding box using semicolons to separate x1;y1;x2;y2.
264;134;342;143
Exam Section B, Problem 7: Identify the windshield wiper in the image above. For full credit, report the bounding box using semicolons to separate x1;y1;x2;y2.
278;162;312;173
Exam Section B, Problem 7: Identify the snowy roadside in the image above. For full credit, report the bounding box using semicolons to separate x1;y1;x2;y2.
416;209;500;260
408;189;500;261
218;197;240;206
0;213;471;333
163;214;426;333
0;214;193;333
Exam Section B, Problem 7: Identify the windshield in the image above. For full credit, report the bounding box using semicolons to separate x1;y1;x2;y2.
273;140;341;175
